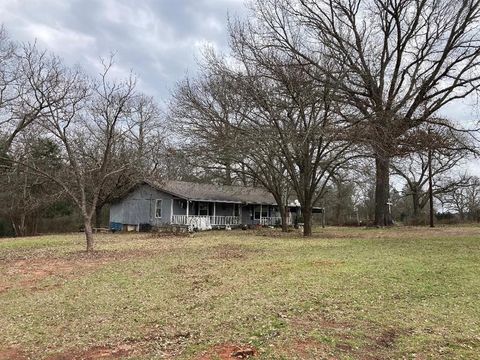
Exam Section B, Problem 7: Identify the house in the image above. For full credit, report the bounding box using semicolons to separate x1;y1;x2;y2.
109;180;303;231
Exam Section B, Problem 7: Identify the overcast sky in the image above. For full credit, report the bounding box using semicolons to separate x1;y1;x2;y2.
1;0;478;175
0;0;246;102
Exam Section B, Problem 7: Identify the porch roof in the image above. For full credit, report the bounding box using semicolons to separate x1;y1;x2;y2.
146;180;280;205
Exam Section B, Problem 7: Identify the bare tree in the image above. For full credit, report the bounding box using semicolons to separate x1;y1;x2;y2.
1;33;79;155
171;67;295;231
392;126;475;223
228;21;355;236
244;0;480;226
170;70;248;186
441;176;480;221
16;56;138;251
93;94;166;227
0;26;23;153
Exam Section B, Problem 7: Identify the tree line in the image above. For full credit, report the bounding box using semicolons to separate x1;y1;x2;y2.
2;0;480;250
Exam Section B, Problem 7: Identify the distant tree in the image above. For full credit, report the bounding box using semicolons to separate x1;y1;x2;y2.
0;134;63;236
324;172;357;226
441;176;480;221
392;126;474;223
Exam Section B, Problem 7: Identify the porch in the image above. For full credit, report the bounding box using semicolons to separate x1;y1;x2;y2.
169;199;293;228
259;216;292;226
171;215;240;226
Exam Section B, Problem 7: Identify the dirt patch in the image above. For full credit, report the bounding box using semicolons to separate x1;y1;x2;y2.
0;347;27;360
375;328;398;348
0;248;164;294
288;338;332;359
211;244;257;260
46;344;136;360
197;344;256;360
0;257;108;294
289;313;412;359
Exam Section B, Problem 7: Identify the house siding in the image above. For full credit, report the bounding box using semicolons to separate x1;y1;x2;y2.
110;184;175;227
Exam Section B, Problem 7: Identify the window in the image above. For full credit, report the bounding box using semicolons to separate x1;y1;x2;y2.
254;205;267;219
155;199;162;218
199;202;209;216
233;204;240;217
254;206;260;219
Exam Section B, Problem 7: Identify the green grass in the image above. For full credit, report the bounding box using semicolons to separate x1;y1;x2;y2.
0;226;479;359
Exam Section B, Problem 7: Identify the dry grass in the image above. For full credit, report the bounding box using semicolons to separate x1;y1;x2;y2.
0;226;479;359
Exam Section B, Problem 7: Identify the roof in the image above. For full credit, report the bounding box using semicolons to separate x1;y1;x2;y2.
146;180;286;205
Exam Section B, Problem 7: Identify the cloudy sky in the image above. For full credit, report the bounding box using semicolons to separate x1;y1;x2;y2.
0;0;246;102
1;0;478;175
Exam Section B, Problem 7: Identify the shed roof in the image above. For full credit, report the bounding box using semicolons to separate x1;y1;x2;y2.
146;180;287;205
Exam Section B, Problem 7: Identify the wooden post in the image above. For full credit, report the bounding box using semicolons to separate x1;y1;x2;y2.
428;130;435;228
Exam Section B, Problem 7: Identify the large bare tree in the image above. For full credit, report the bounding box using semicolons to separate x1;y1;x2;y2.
227;20;355;236
171;64;297;231
244;0;480;226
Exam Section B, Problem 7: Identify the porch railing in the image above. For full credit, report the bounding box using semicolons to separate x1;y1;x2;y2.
171;215;240;226
259;217;292;226
210;216;240;226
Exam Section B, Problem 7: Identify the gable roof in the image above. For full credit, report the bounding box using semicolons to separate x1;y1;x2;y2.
146;180;286;205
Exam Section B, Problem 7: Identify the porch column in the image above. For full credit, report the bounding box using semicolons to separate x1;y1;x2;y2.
186;200;189;217
260;204;262;224
171;199;174;223
213;202;216;224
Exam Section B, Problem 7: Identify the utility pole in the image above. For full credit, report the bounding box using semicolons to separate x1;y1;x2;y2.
428;128;435;228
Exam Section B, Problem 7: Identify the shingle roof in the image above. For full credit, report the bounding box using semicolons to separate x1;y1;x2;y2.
146;180;284;205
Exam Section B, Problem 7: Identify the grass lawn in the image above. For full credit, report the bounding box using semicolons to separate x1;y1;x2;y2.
0;226;479;359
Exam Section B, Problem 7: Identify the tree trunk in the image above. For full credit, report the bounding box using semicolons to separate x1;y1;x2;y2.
11;218;19;237
411;190;420;225
335;184;342;225
280;205;288;232
374;155;391;226
95;204;103;228
19;213;26;237
302;206;313;237
84;218;94;252
224;162;233;185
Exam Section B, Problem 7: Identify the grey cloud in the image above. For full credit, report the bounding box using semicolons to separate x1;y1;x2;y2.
0;0;246;101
